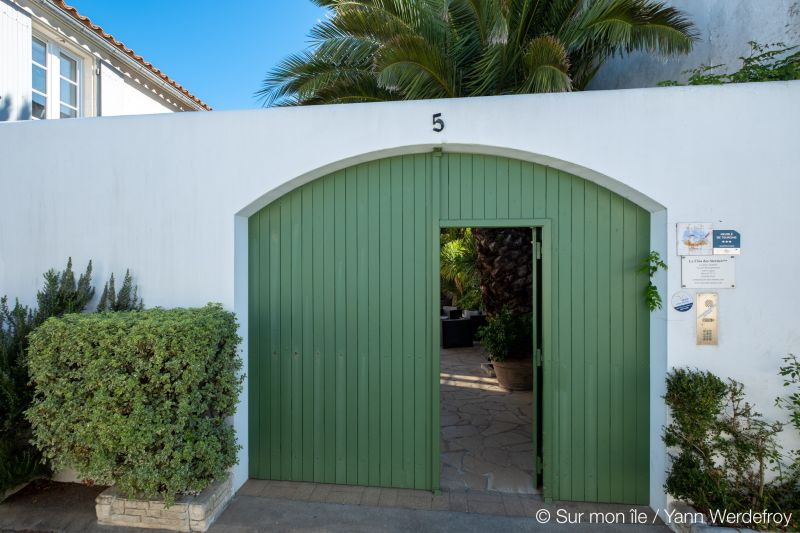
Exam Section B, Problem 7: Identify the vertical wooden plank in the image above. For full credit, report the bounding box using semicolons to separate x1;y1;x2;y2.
323;176;337;483
557;171;572;500
583;182;598;501
279;199;293;479
635;207;651;505
290;192;303;480
402;155;415;487
622;200;638;503
533;164;547;219
448;153;460;220
439;154;449;220
472;155;485;219
570;177;586;501
345;167;359;485
596;187;612;502
334;171;348;484
378;159;393;487
390;156;404;486
367;161;381;486
484;156;497;219
496;157;509;218
508;159;521;218
520;161;534;219
356;163;370;485
608;193;624;502
248;214;260;478
301;187;314;481
413;154;428;488
544;167;560;500
312;180;325;481
269;205;282;479
460;154;473;219
258;211;271;480
430;151;441;492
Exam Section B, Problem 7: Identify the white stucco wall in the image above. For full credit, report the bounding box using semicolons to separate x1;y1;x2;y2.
1;81;799;511
0;0;32;121
99;62;176;117
591;0;800;90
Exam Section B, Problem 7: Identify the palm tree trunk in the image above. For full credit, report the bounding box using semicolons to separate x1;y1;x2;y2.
472;228;533;316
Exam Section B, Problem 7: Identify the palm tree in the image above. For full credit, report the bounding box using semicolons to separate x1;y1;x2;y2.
258;0;696;105
259;0;696;317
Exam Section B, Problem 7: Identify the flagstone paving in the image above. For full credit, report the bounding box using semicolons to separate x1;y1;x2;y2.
439;345;536;494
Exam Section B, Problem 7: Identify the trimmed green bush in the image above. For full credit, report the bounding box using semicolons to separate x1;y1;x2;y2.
26;304;242;504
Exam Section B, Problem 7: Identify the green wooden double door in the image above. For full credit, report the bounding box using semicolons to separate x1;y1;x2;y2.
248;152;651;504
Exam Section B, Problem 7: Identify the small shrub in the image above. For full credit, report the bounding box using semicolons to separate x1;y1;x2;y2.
664;367;796;529
26;304;242;505
96;270;143;312
477;307;532;362
0;258;94;493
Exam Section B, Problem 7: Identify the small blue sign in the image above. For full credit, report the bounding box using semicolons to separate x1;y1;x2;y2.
713;230;741;254
671;291;693;312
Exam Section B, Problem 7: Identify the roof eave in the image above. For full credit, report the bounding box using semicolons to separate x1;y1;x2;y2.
31;0;211;111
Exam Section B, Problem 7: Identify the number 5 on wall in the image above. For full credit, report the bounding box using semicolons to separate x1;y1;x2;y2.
432;113;444;132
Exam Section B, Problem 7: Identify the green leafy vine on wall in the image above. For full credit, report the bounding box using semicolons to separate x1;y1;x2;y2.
659;41;799;86
640;251;667;312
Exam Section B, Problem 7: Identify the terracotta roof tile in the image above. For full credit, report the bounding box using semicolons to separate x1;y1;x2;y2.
51;0;212;111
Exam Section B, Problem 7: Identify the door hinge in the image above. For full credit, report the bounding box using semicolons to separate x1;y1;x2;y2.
535;241;542;260
536;455;543;474
535;348;543;367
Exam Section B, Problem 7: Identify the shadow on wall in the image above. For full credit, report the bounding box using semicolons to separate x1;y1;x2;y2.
0;95;31;122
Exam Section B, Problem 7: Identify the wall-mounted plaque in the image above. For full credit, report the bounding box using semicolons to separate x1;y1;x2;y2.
696;293;718;345
713;230;741;255
681;256;735;288
677;222;713;256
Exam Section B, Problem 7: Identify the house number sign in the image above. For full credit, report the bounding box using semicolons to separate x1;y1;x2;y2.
432;113;445;132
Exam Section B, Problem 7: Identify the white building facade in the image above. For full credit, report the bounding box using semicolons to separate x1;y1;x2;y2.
0;0;209;122
0;81;798;511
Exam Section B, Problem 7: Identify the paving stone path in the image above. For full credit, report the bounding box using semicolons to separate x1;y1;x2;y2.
440;345;536;493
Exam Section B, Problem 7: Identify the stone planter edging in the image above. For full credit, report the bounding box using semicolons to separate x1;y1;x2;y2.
95;476;232;532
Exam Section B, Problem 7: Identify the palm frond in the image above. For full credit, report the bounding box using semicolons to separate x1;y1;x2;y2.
375;33;457;98
519;35;572;92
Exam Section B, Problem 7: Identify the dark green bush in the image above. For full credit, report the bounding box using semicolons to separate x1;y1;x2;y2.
96;270;143;312
478;307;533;362
664;367;795;530
26;304;242;504
1;258;94;494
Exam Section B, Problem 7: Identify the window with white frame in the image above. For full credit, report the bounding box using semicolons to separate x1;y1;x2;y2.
31;37;48;119
31;36;82;119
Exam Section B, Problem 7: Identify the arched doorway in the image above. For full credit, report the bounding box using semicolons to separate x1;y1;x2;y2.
247;151;650;505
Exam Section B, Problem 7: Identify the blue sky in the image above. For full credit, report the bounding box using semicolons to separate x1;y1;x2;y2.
66;0;327;111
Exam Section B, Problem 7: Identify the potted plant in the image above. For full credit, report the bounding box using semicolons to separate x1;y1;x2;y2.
477;307;533;391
